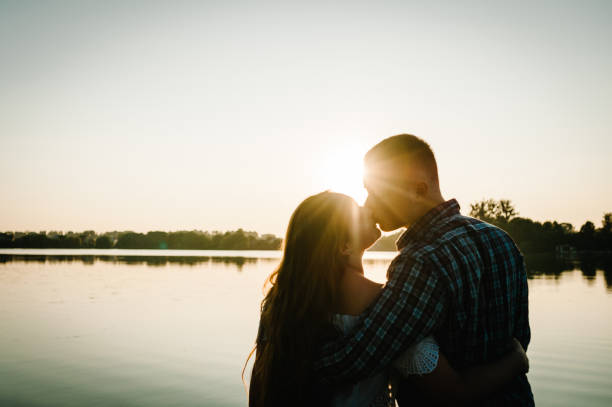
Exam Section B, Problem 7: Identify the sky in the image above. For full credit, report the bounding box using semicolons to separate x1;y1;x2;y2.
1;0;611;236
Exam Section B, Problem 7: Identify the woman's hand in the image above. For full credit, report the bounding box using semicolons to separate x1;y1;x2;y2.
511;337;529;374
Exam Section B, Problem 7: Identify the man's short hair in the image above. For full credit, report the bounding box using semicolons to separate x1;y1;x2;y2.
364;134;439;184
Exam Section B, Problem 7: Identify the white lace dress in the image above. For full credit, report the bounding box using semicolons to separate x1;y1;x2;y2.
330;313;440;407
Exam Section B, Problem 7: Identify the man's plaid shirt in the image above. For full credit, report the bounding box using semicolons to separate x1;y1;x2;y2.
314;199;533;406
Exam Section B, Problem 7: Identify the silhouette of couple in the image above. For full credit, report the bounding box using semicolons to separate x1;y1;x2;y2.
246;134;533;406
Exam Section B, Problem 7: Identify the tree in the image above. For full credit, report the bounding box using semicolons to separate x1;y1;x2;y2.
79;230;97;248
498;199;518;223
580;221;596;235
469;198;517;223
0;232;14;248
469;199;499;223
115;232;146;249
95;235;113;249
603;213;612;233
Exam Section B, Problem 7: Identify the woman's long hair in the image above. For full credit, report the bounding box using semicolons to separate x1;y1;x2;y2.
243;191;357;406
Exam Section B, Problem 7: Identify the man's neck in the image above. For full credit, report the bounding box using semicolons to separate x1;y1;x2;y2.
404;194;445;229
423;194;445;213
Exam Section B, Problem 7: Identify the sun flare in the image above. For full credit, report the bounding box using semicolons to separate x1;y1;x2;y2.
316;147;368;205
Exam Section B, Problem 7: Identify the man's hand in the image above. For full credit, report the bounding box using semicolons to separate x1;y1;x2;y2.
511;337;529;374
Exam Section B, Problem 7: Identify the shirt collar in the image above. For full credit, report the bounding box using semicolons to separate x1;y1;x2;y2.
396;199;461;250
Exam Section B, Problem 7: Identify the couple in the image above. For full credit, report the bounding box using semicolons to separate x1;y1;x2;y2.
246;134;533;406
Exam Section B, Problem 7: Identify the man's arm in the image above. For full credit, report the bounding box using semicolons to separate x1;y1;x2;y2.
313;253;448;385
411;338;529;406
514;254;531;350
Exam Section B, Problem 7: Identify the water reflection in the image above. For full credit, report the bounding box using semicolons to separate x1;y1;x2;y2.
524;253;612;291
0;253;397;271
2;252;611;291
1;252;611;406
0;254;261;269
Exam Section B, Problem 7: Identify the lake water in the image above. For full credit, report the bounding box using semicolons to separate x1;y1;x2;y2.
0;249;611;406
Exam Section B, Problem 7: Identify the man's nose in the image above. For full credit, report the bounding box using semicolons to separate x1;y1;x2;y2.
362;206;374;220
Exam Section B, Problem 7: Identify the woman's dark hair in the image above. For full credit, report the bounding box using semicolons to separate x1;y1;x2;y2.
243;191;357;406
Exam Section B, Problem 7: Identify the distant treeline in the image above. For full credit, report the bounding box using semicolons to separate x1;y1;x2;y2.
1;200;610;253
468;199;612;254
361;199;612;254
0;229;282;250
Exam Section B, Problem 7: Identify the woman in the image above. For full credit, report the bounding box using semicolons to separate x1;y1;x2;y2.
244;191;528;406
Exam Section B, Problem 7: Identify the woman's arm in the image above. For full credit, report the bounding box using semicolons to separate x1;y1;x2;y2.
408;338;529;407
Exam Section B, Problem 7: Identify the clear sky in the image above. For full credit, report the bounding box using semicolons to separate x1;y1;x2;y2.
1;0;611;236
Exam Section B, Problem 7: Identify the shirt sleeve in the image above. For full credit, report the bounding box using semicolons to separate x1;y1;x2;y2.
514;253;531;351
313;253;448;385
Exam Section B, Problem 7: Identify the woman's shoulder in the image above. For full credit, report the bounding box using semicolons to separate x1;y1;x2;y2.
337;270;383;316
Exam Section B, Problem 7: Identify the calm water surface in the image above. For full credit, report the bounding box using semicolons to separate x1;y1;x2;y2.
0;249;611;406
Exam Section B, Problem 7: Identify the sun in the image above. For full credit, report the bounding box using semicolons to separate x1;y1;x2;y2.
316;146;368;205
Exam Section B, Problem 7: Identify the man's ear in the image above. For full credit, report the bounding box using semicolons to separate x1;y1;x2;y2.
416;181;429;197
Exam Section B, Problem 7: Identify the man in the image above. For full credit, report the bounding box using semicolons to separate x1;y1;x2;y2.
314;134;533;405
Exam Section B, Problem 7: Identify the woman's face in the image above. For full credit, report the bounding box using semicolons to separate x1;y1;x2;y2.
349;202;382;251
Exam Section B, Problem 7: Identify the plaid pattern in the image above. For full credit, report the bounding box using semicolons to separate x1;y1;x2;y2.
314;199;533;406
